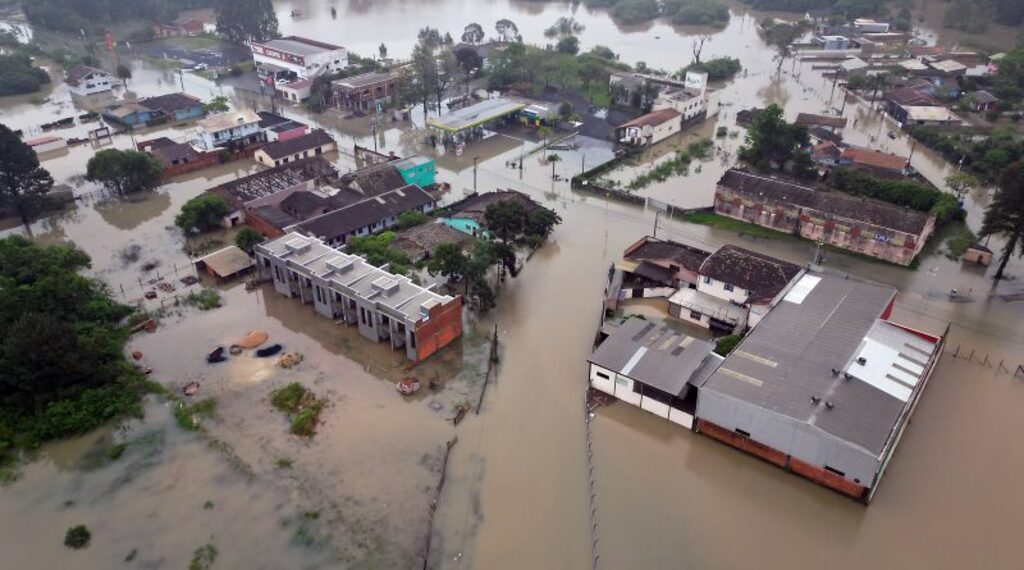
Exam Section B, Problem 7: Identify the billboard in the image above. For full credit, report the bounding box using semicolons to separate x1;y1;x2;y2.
684;71;708;95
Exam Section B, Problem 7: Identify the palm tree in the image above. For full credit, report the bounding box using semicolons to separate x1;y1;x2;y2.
549;153;561;179
980;162;1024;280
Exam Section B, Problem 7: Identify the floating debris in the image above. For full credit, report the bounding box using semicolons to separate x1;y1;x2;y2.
396;377;421;395
256;344;283;358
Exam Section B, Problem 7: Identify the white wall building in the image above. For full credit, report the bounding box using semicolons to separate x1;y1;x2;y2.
251;36;348;80
196;109;264;151
616;109;681;147
652;71;718;122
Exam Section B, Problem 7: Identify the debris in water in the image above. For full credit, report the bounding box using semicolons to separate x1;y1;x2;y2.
397;377;421;395
256;344;283;358
207;346;226;363
277;352;303;368
229;344;242;355
183;381;200;396
238;330;269;349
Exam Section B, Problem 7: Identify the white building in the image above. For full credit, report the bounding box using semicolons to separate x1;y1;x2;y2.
251;36;348;80
616;109;681;147
853;19;890;33
651;71;719;122
669;244;804;332
196;109;264;151
588;317;722;430
65;65;113;96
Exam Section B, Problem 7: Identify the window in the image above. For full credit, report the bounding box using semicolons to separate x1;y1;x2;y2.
724;283;735;292
315;286;322;303
689;310;702;320
824;465;846;477
594;370;610;380
703;276;712;285
734;428;751;437
273;266;281;281
359;307;366;325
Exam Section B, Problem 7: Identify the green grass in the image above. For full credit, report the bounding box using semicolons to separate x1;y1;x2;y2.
189;543;218;570
269;383;326;437
289;404;324;437
270;383;306;414
680;212;795;240
64;525;91;549
173;398;217;431
275;457;293;469
184;289;222;311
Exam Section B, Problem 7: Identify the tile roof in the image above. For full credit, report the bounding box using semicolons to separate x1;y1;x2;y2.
65;65;107;87
340;162;408;197
445;190;539;224
623;236;711;275
618;108;680;129
258;130;335;160
139;92;202;113
718;169;933;235
208;157;337;207
841;147;907;172
699;244;803;302
294;185;435;242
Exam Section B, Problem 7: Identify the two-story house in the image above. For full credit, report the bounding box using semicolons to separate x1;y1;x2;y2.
196;109;264;151
65;65;113;96
669;245;803;333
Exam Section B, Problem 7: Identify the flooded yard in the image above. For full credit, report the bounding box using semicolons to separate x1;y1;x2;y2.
2;0;1024;569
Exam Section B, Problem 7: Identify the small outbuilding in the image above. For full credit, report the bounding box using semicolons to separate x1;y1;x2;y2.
194;246;255;281
963;243;992;266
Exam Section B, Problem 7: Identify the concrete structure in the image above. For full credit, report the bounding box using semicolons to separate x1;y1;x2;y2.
696;272;945;502
251;36;348;80
195;246;254;281
617;109;681;147
814;35;854;50
392;155;436;188
616;236;711;306
332;71;400;111
256;232;463;362
25;135;67;155
426;98;525;144
208;157;339;229
897;105;962;128
652;71;718;123
589;317;722;430
254;130;336;167
277;79;312;103
963;243;992;266
853;19;890;33
196;109;264;151
140;93;205;123
102;103;158;127
138;137;214;176
65;65;113;96
669;244;803;331
714;170;936;266
258;111;309;142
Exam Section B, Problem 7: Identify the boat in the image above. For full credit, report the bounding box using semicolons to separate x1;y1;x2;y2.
207;346;226;363
256;343;283;357
396;377;421;395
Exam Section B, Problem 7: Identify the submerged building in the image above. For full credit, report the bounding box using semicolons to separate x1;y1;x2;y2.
255;232;463;362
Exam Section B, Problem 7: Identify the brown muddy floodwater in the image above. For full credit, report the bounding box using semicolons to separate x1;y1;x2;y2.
2;1;1024;569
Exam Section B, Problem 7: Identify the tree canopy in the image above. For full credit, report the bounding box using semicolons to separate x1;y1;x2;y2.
0;236;146;455
0;54;51;96
86;149;163;195
0;123;53;225
738;104;814;178
681;57;742;81
980;162;1024;279
175;194;231;233
215;0;279;44
23;0;212;33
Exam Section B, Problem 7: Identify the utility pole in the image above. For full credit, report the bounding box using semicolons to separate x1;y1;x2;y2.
653;210;660;238
813;239;824;265
473;156;480;193
581;153;586;174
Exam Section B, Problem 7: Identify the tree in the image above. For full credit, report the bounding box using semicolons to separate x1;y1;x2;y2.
545;16;584;39
762;20;805;75
86;149;163;195
556;36;580;55
589;45;616;60
0;54;51;96
462;23;484;45
454;46;483;76
234;227;264;254
175;194;231;233
691;34;710;65
379;43;388;60
945;172;979;202
549;153;562;179
115;63;131;86
203;96;229;114
485;201;528;243
495;19;521;43
979;162;1024;279
739;104;811;175
215;0;279;44
0;123;53;225
428;243;470;283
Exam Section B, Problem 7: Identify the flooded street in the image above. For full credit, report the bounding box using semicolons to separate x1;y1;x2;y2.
2;1;1024;568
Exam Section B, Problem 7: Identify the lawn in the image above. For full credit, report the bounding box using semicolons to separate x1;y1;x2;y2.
680;212;795;240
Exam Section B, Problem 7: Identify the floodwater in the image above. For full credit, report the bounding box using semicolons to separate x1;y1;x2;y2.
1;1;1024;569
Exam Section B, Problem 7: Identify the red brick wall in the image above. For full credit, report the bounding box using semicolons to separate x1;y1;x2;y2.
414;296;463;362
245;211;286;239
696;419;787;467
789;456;867;500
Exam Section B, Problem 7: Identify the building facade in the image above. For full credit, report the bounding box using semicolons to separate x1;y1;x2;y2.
196;109;264;151
66;66;113;96
332;71;400;111
254;130;337;167
251;36;348;80
714;170;935;266
616;109;681;147
256;232;462;362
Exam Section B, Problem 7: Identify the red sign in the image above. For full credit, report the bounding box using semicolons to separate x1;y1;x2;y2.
105;31;114;51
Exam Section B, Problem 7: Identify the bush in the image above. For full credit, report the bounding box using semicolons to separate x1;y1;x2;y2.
716;126;728;138
64;525;91;549
714;334;742;356
270;383;325;437
176;194;232;233
828;168;964;224
682;57;742;81
270;382;306;413
234;227;264;254
173;398;216;431
183;289;222;311
397;210;430;230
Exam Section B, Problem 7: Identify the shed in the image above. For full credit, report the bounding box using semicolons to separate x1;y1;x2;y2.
194;246;255;281
963;243;992;266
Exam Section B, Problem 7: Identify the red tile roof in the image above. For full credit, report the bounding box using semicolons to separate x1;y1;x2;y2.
618;109;681;129
841;147;907;172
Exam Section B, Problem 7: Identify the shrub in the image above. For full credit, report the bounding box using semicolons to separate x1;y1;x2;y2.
270;383;306;414
173;398;216;431
714;334;742;356
234;227;264;254
183;289;222;311
175;194;231;233
64;525;91;549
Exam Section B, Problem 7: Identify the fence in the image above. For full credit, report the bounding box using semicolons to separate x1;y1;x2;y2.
945;343;1024;378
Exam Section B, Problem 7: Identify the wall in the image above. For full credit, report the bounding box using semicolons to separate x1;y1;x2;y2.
668;301;711;328
398;162;436;187
697;275;749;304
414;296;463;362
588;363;696;428
649;119;680;145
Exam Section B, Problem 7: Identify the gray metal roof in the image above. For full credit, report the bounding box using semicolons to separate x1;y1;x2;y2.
588;318;715;397
701;272;938;456
426;98;526;133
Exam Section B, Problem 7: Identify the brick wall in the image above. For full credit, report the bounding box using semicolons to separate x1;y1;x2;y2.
789;456;867;500
696;419;787;467
414;296;463;362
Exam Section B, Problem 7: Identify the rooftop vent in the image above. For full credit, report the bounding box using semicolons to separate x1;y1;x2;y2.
326;256;354;274
285;237;310;253
843;372;853;381
856;356;867;365
831;368;840;376
825;401;835;410
371;276;400;295
810;396;821;405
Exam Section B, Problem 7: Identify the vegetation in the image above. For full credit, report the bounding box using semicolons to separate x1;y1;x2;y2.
714;334;742;357
397;210;431;229
173;398;216;431
189;543;218;570
681;211;794;240
85;149;163;195
0;54;50;96
979;162;1024;279
345;231;412;274
681;57;741;81
0;237;151;467
215;0;279;44
828;168;963;224
203;96;230;114
275;457;293;469
627;139;713;191
234;227;265;254
175;194;232;233
64;525;91;549
23;0;212;33
428;241;501;311
183;289;222;311
663;0;730;26
944;225;978;260
760;18;809;75
411;28;462;117
739;104;815;179
0;123;54;225
269;383;325;437
908;126;1023;184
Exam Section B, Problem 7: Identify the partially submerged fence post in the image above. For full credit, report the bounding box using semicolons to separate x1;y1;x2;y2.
421;436;458;570
475;324;499;414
